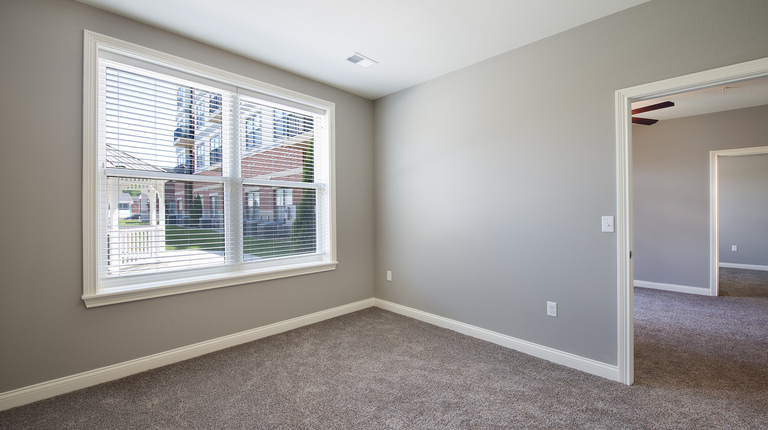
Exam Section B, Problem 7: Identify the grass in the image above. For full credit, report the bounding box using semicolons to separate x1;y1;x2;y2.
119;219;148;226
165;225;298;259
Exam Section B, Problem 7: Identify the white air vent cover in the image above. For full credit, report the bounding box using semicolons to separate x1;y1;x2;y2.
346;52;378;68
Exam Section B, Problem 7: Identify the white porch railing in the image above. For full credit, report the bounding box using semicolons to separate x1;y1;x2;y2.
108;226;165;271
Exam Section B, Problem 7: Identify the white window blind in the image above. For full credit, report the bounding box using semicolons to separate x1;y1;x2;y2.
102;65;231;279
83;31;336;306
237;96;319;259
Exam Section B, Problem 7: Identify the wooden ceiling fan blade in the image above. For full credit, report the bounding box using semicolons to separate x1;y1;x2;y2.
632;117;658;125
632;101;674;115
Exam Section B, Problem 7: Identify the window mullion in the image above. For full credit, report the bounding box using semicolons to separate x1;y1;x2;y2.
228;94;243;267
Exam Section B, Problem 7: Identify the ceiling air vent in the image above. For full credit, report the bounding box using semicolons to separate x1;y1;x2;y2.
346;52;378;68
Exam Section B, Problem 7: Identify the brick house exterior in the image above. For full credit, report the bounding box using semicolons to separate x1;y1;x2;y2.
164;86;314;238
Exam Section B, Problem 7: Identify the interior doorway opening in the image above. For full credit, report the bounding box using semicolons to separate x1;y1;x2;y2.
615;57;768;385
710;146;768;296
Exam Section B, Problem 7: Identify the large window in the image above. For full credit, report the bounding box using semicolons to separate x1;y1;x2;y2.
83;31;336;307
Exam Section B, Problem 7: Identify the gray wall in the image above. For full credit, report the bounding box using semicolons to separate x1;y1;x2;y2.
0;0;374;393
634;105;768;289
374;0;768;365
718;153;768;267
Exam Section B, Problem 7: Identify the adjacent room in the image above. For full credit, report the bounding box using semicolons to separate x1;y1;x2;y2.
1;0;767;428
631;83;768;398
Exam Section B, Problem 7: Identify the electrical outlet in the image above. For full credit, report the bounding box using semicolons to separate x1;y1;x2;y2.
547;301;557;317
386;270;392;281
732;245;738;251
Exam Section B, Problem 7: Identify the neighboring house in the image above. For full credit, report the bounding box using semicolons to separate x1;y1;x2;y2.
117;192;133;219
167;86;312;237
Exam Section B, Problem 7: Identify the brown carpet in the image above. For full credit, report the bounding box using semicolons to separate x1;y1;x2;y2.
2;269;767;429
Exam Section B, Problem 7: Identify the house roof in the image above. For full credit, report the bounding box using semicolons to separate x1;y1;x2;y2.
105;144;166;172
119;192;134;203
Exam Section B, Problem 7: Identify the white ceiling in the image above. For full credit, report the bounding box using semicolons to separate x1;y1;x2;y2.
75;0;651;100
632;76;768;122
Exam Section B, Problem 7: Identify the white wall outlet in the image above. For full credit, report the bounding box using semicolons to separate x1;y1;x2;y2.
732;245;738;251
386;270;392;281
601;216;615;233
547;301;557;317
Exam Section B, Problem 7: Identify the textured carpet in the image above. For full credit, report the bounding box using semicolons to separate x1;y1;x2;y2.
2;270;767;429
719;266;768;297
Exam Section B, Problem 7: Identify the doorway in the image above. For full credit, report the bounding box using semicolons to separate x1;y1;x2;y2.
614;57;768;385
710;147;768;296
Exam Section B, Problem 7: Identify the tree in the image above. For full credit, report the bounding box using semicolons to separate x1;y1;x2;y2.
291;141;316;254
190;194;203;227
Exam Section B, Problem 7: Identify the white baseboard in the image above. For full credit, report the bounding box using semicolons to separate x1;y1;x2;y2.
2;296;624;411
373;298;619;382
634;280;711;296
0;298;375;412
719;262;768;272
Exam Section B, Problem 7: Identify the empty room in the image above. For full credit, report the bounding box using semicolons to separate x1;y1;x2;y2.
1;0;767;428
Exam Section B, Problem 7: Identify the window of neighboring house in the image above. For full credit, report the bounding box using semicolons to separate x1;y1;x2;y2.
275;188;293;224
176;151;185;171
196;142;206;169
275;188;293;208
244;113;262;148
273;109;289;139
82;31;336;307
209;94;222;114
210;195;219;218
246;190;260;220
211;136;222;165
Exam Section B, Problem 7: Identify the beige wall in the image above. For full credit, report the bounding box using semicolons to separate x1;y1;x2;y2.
0;0;374;392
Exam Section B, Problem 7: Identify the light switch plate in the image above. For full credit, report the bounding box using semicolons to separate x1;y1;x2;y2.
602;216;615;233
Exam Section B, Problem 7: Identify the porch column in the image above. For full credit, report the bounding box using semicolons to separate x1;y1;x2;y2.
149;187;157;226
108;178;121;270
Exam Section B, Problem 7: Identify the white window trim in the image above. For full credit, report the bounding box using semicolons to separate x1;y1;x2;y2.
82;30;337;307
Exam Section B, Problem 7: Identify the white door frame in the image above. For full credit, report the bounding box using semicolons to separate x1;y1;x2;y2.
614;57;768;385
710;146;768;296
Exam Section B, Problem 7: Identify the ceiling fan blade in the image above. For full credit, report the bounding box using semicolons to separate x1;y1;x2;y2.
632;117;658;126
632;101;674;115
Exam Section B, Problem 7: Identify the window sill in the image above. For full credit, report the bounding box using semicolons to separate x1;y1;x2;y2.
82;261;338;308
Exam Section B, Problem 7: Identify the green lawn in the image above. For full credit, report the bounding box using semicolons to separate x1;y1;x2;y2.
119;219;148;226
165;225;297;259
